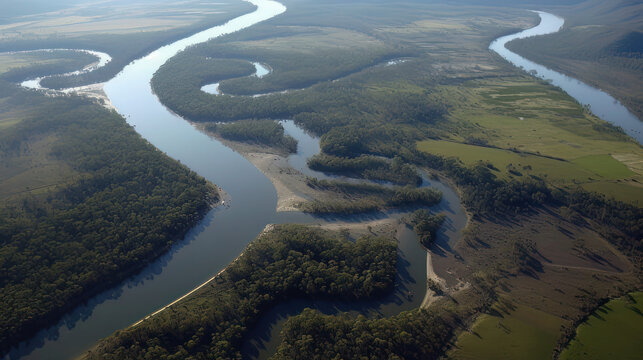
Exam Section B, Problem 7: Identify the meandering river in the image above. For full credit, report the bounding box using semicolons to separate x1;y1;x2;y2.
6;5;636;360
4;1;465;359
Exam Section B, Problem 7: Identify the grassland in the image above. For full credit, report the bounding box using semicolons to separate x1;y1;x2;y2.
0;133;78;200
0;0;255;88
419;77;643;204
559;292;643;360
506;0;643;119
443;204;637;360
0;0;250;40
449;300;564;360
0;51;81;74
0;52;95;198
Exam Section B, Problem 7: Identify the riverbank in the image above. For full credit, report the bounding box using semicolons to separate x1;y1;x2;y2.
64;83;115;110
198;125;364;212
196;128;467;327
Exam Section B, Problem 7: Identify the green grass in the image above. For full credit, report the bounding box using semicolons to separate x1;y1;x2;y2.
581;181;642;205
571;154;635;179
429;77;643;201
416;139;596;183
449;302;564;360
559;292;643;360
440;78;642;162
0;134;78;200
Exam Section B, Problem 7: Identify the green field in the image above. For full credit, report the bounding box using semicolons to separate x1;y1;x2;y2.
449;302;564;360
416;139;596;183
560;292;643;360
420;76;643;203
581;181;642;205
571;154;635;179
440;78;642;161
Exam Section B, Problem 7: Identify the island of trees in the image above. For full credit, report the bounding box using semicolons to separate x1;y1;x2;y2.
83;225;397;359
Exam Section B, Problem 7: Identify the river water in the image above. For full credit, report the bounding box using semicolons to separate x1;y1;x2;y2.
4;0;466;359
201;62;270;94
11;5;629;360
490;11;642;144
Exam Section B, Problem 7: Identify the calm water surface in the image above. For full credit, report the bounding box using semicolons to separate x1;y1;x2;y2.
201;61;270;94
4;0;475;358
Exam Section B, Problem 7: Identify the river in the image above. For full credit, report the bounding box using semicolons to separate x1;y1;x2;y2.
490;11;642;144
3;1;466;359
7;5;632;360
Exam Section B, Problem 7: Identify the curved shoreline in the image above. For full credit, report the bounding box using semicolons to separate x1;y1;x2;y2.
4;1;466;359
199;56;410;98
16;49;112;91
490;11;642;144
4;2;288;359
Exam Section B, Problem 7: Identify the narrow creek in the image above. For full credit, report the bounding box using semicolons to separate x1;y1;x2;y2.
4;1;466;359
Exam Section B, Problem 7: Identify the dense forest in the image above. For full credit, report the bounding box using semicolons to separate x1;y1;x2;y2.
409;209;446;248
275;308;452;360
83;225;397;359
0;81;216;354
205;119;297;153
302;178;442;214
307;155;422;186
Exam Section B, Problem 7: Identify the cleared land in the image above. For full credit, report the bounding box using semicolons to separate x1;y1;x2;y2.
445;206;636;360
0;0;247;39
559;292;643;360
419;77;643;204
506;0;643;119
449;301;564;360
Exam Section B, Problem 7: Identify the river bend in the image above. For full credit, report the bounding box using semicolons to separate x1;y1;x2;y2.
9;5;627;360
4;1;466;359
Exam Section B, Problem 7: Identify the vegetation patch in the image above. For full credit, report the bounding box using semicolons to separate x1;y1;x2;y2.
307;154;422;185
206;119;297;153
275;307;452;360
408;209;445;248
302;178;442;214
